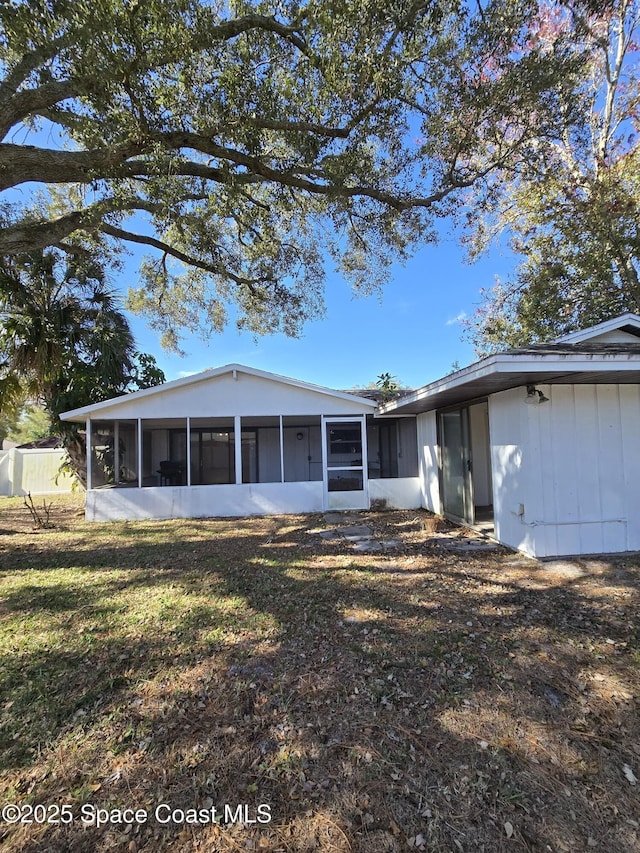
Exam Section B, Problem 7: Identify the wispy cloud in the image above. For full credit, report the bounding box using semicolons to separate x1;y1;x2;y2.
177;370;200;378
446;311;467;326
393;299;416;316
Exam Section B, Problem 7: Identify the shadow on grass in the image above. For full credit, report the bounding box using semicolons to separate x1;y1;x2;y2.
0;516;638;852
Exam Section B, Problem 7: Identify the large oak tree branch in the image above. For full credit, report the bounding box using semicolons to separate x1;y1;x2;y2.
0;142;143;191
0;210;88;254
99;223;270;290
239;116;350;138
0;12;313;146
0;197;156;253
0;127;468;219
0;36;70;107
0;80;80;140
198;13;309;55
150;132;466;209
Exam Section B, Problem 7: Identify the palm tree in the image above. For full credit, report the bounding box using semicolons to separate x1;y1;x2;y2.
0;249;162;485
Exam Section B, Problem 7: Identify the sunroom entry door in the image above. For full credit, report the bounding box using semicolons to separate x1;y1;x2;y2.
323;417;368;510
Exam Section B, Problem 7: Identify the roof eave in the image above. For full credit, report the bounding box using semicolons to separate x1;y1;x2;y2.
381;353;640;415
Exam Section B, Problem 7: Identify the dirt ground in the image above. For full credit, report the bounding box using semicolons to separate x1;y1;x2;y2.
0;494;639;852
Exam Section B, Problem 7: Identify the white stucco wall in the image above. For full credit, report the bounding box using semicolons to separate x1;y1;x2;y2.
489;384;640;557
369;477;421;509
85;477;422;521
416;411;441;514
584;329;639;343
86;482;325;521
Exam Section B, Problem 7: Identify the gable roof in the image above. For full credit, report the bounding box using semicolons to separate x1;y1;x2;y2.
60;363;378;422
554;312;640;343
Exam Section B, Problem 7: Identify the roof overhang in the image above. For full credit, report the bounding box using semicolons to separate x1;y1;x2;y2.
380;353;640;415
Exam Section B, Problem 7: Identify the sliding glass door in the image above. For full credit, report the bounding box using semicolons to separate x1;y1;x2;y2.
439;408;472;523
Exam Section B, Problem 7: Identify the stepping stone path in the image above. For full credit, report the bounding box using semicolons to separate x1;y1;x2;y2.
318;514;401;552
316;512;500;554
319;524;373;541
430;533;500;553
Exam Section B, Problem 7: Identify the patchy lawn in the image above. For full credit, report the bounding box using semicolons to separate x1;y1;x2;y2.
0;494;639;852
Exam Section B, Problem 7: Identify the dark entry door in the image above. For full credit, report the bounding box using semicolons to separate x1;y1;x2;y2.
439;408;473;523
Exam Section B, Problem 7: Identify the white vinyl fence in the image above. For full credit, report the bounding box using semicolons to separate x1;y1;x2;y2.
0;448;77;497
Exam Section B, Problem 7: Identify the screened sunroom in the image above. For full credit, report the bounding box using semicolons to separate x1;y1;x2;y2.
87;414;325;489
61;365;421;522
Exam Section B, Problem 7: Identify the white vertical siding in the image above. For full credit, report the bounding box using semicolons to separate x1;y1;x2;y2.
550;386;581;555
620;385;640;551
489;384;639;557
573;386;602;554
416;412;440;513
488;389;535;555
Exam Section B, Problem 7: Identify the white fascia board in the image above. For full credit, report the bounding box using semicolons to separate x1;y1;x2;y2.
380;351;640;414
59;363;377;422
491;352;640;371
379;355;503;413
554;312;640;343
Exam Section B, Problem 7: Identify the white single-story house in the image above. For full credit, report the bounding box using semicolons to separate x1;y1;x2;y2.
60;313;640;558
60;364;421;523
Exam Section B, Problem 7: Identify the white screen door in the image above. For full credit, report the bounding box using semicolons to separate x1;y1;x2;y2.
323;417;368;510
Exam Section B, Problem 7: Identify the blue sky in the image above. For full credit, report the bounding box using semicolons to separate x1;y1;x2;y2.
126;231;516;392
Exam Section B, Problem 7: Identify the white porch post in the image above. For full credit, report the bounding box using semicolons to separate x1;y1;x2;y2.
114;420;120;485
186;417;191;486
234;415;242;484
361;414;369;496
320;415;327;510
279;415;285;482
86;418;92;491
137;418;142;488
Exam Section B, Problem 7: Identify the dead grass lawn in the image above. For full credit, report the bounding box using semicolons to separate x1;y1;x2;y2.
0;494;639;852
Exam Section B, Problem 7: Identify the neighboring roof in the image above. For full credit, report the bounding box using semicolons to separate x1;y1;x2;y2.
506;341;640;356
382;341;640;416
554;312;640;343
16;436;63;449
60;363;379;422
340;388;416;403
